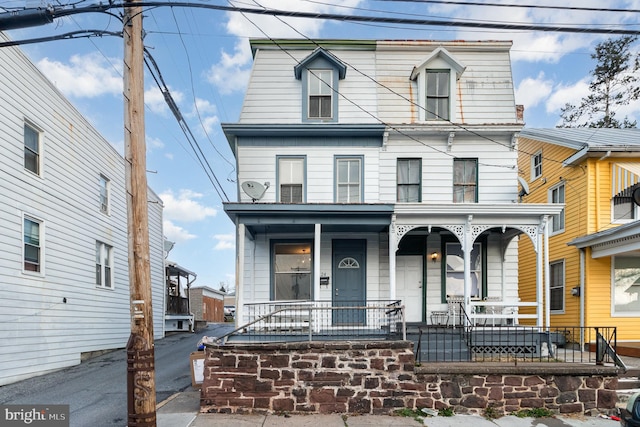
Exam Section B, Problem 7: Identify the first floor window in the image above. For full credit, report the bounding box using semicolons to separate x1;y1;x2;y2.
96;241;113;288
550;260;564;312
453;158;477;203
445;242;482;299
273;242;312;300
23;216;42;273
336;157;362;203
613;256;640;314
397;158;421;202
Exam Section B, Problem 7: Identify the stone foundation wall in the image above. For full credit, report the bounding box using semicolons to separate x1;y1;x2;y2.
200;341;619;416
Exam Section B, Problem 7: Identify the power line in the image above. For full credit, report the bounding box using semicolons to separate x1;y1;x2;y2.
144;48;230;202
372;0;640;14
3;2;639;34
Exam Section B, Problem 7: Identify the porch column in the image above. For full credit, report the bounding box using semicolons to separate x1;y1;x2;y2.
536;218;544;327
544;216;550;329
236;221;245;328
463;215;472;321
389;222;396;300
314;223;321;301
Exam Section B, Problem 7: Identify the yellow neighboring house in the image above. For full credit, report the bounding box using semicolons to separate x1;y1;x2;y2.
518;128;640;346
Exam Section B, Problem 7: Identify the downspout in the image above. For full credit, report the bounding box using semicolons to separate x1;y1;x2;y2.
579;248;585;348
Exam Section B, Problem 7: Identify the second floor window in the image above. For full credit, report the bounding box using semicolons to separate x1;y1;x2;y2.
336;157;362;203
453;158;477;203
99;175;110;214
96;241;113;288
278;157;304;203
550;183;565;233
531;150;542;180
308;69;332;119
426;71;450;120
24;123;40;175
397;159;421;202
23;216;42;273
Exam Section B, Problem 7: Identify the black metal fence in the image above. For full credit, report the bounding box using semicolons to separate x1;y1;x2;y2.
413;324;621;368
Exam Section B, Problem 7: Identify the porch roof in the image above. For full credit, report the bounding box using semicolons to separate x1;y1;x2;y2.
568;220;640;258
223;202;394;234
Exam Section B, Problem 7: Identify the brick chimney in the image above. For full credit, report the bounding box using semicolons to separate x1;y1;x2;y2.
516;105;524;123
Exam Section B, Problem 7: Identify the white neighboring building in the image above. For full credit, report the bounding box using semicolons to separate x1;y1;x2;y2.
0;32;166;385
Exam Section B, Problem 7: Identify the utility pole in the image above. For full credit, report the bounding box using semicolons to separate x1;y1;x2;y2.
123;0;157;425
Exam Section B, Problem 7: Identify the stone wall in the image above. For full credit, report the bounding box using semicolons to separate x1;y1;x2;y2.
200;341;620;416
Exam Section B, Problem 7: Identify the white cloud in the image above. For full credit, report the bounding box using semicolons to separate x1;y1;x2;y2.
37;53;122;98
188;98;220;134
146;135;165;153
515;72;553;110
207;0;364;94
546;78;590;114
159;189;217;222
163;220;197;243
144;85;185;116
214;234;235;251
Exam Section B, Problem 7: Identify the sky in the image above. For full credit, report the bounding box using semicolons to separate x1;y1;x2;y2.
4;0;640;291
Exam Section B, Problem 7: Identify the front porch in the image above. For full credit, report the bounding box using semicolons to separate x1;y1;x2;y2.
217;299;624;370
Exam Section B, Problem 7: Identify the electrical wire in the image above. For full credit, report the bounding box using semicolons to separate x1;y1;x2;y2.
144;48;230;202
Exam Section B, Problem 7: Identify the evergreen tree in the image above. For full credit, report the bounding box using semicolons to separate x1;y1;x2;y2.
559;36;639;128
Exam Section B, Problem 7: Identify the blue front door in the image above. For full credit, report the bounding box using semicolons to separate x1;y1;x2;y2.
332;239;366;325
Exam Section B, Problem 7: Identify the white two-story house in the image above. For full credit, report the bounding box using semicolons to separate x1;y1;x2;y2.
0;32;166;385
222;39;561;331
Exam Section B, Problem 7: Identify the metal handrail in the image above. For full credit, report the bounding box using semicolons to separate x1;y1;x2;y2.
214;300;405;344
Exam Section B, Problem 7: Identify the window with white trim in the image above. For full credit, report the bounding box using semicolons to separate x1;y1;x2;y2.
273;242;312;300
96;241;113;289
613;256;640;314
24;122;41;175
397;158;421;202
99;174;110;214
23;216;43;273
453;158;477;203
531;150;542;180
426;71;450;120
550;183;565;233
550;260;564;312
278;157;305;203
308;69;332;119
336;157;362;203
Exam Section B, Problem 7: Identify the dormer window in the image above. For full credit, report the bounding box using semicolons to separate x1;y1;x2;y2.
426;70;450;120
410;47;465;122
294;48;346;123
308;69;332;119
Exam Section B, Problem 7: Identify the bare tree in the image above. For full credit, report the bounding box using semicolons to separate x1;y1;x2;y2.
560;36;639;128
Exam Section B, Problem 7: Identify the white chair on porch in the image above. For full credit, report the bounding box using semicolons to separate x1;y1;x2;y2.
483;296;502;327
446;295;464;328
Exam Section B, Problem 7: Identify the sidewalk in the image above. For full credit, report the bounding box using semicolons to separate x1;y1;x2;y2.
156;390;625;427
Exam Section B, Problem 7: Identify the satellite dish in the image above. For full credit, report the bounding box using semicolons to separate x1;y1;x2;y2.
517;176;530;199
633;187;640;206
241;181;270;202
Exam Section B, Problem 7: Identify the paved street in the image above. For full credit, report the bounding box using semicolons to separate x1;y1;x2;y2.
0;323;233;427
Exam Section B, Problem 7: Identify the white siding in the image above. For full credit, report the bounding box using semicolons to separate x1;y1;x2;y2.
0;35;165;385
